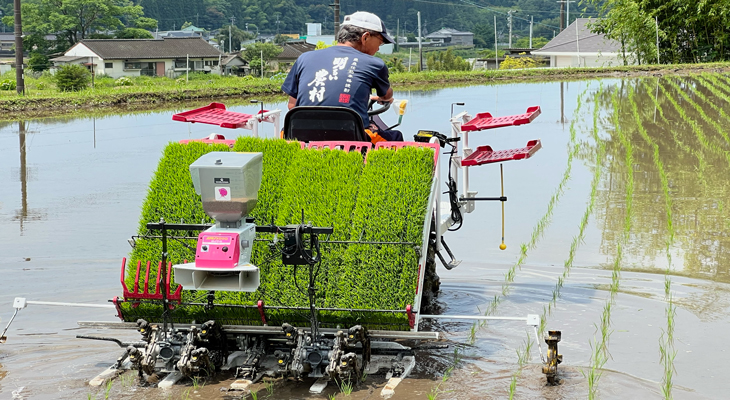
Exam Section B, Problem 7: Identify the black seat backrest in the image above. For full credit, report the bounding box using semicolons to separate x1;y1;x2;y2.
283;106;371;143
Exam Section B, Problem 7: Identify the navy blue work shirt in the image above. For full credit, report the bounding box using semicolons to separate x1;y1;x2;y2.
281;45;390;126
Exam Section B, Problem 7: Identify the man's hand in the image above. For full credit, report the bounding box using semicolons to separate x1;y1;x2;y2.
370;95;394;105
371;87;394;104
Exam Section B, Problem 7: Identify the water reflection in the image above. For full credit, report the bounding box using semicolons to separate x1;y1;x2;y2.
585;76;730;282
11;121;46;235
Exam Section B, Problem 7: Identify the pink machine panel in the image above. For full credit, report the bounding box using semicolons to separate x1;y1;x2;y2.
195;232;241;269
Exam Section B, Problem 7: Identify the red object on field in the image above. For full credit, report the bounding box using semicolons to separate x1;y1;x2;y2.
179;133;236;148
461;106;541;132
258;300;267;325
462;139;542;166
406;305;415;329
375;141;440;166
172;102;254;129
120;257;182;308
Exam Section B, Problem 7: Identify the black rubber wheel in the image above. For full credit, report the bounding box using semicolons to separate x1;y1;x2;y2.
420;218;441;312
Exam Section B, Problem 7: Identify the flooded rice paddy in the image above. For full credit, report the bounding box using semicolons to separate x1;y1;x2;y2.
2;75;730;399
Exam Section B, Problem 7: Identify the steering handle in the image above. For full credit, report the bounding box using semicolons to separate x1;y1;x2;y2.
368;99;391;116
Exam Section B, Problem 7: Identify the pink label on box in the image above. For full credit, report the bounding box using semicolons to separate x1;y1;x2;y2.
201;235;233;245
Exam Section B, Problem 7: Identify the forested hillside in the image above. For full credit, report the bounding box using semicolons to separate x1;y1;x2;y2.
0;0;594;48
133;0;581;45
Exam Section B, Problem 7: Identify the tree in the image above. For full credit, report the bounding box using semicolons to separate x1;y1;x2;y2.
54;64;90;92
586;0;656;65
242;42;282;63
2;0;148;46
135;17;158;31
28;52;50;71
514;36;548;49
214;24;255;53
426;48;472;71
181;21;193;29
116;28;154;39
385;57;406;73
314;41;332;50
274;34;289;45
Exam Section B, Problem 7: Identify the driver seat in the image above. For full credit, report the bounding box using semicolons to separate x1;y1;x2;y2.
282;106;371;143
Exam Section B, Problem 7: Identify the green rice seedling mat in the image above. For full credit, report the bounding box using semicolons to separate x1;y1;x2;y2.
122;138;434;330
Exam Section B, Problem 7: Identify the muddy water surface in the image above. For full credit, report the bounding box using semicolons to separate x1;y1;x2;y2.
2;77;730;399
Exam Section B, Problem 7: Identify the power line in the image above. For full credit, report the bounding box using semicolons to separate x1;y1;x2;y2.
401;0;597;30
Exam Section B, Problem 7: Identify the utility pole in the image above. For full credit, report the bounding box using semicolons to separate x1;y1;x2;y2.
18;120;27;233
229;16;235;53
417;11;422;71
655;16;660;64
529;16;533;48
334;0;340;35
195;13;199;27
507;10;513;48
396;19;399;52
13;0;24;95
559;1;564;31
557;0;575;30
494;15;498;69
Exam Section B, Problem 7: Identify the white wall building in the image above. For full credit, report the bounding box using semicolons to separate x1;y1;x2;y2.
532;18;635;67
50;37;224;78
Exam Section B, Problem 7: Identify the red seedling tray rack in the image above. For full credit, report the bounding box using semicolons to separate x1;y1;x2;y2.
172;102;254;129
462;139;542;166
119;257;182;308
461;106;541;132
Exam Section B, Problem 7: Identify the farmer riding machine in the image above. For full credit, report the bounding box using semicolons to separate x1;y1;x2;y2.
2;101;564;394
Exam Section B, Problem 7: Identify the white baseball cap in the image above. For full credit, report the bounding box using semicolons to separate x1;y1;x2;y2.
341;11;394;44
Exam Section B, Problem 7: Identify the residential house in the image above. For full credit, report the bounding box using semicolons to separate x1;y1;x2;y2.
0;33;14;56
274;41;316;70
221;53;249;76
532;18;633;67
0;33;56;57
50;37;223;78
425;28;474;47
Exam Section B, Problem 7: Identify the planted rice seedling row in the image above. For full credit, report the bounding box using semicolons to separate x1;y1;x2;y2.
586;87;635;399
687;76;730;144
122;139;434;329
540;83;606;334
628;85;678;399
642;79;708;187
657;82;716;172
664;78;730;156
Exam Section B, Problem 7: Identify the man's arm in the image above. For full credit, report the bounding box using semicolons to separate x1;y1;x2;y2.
371;87;394;104
288;96;297;110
